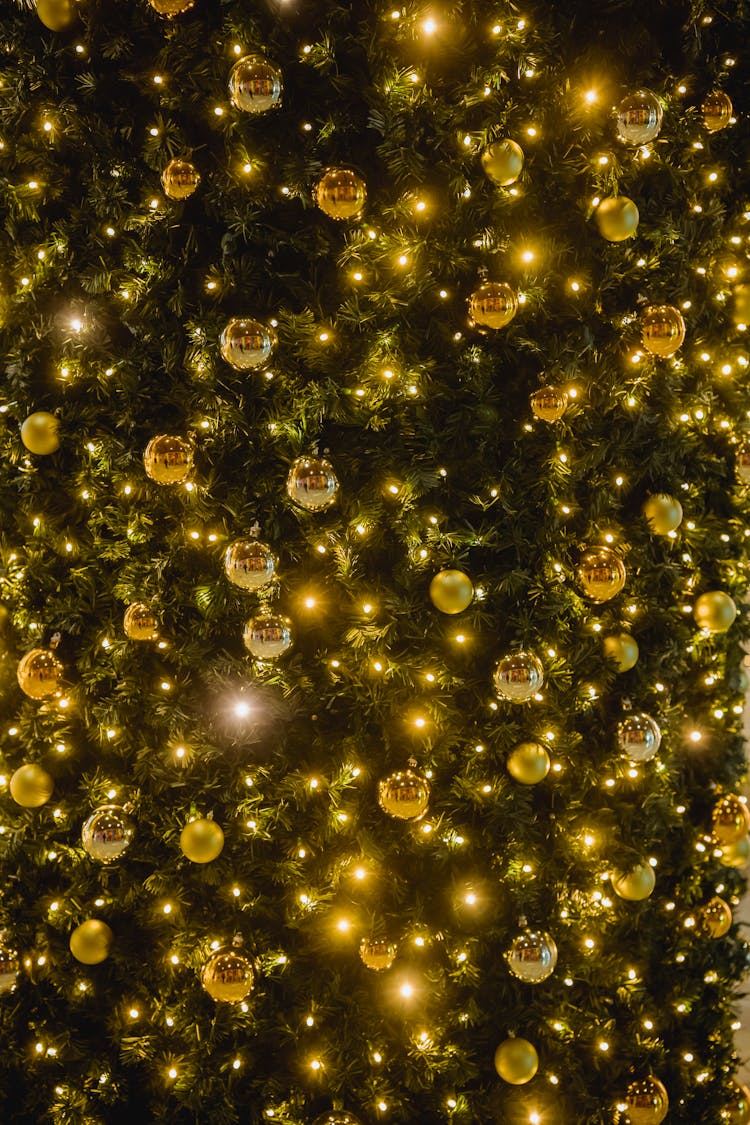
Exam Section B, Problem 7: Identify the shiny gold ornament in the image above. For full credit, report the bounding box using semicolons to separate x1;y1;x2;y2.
577;547;626;603
530;385;568;422
143;434;192;485
505;924;557;983
36;0;78;31
700;895;732;938
17;647;63;700
481;139;524;186
161;158;200;201
723;1081;750;1124
641;305;686;358
123;602;159;642
617;712;661;762
468;282;517;329
720;836;750;870
224;539;276;591
9;764;54;808
693;590;736;633
229;55;283;114
20;412;60;455
736;441;750;485
615;89;663;145
703;90;733;132
81;805;135;864
148;0;194;15
595;195;639;241
643;493;683;534
377;767;430;821
358;938;397;971
493;651;544;703
220;317;277;370
69;919;113;965
286;455;339;511
506;741;550;785
622;1076;669;1124
312;1114;363;1125
0;946;19;993
314;167;367;221
201;945;255;1002
180;818;225;864
243;613;293;660
611;863;655;901
712;795;750;845
429;569;474;614
603;633;639;672
494;1037;539;1084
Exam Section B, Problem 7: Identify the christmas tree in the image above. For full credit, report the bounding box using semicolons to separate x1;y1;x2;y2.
1;0;750;1121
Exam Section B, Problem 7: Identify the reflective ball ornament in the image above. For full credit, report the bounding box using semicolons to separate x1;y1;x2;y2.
720;836;750;869
615;89;663;145
143;434;192;485
314;167;367;221
429;569;473;614
312;1114;363;1125
700;895;732;939
201;946;255;1003
0;946;19;993
723;1081;750;1125
220;317;276;371
481;139;524;186
712;794;750;846
69;920;113;965
148;0;194;14
469;282;517;329
161;158;200;200
641;305;686;358
17;648;63;700
81;804;135;864
21;412;60;455
693;590;736;633
617;713;661;763
530;385;568;422
493;651;544;703
180;818;225;864
736;440;750;485
9;764;54;808
507;741;550;785
595;196;639;241
494;1037;539;1084
359;938;397;971
36;0;78;30
643;493;683;534
577;547;626;603
228;55;283;114
123;602;159;642
603;633;639;672
377;768;430;821
286;455;339;511
243;614;293;660
505;925;557;983
224;539;276;591
611;863;655;901
703;90;733;132
622;1076;669;1125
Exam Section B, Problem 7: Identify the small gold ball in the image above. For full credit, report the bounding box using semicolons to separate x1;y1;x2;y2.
123;603;159;642
377;768;430;821
595;195;639;241
700;895;732;939
611;863;655;901
429;569;473;614
20;412;60;456
693;590;736;633
220;317;277;371
602;633;639;672
17;648;63;700
229;55;283;114
201;947;254;1003
69;920;113;965
469;281;517;329
148;0;194;15
180;818;225;864
623;1076;669;1125
359;938;397;971
506;741;550;785
712;794;750;845
9;764;54;808
143;434;193;485
643;493;683;534
494;1037;538;1084
577;547;627;603
36;0;78;31
161;158;201;200
481;139;524;186
314;167;367;221
530;385;568;422
224;539;276;591
641;306;686;358
702;90;733;133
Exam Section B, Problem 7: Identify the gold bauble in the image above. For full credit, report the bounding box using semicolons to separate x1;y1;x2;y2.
220;317;277;371
0;946;19;993
81;804;135;864
595;196;639;241
712;795;750;846
617;713;661;762
224;539;276;591
506;741;550;785
286;455;339;511
161;159;200;201
641;305;686;358
703;90;733;132
69;920;113;965
611;862;655;901
615;89;663;145
700;895;732;939
623;1076;669;1125
243;614;293;660
720;836;750;870
20;412;60;455
143;434;192;485
603;633;639;672
9;764;54;808
148;0;194;15
229;55;283;114
481;139;524;186
36;0;77;31
577;547;626;603
201;946;255;1002
180;818;225;864
493;651;544;703
505;925;557;983
314;167;367;221
693;590;737;633
736;441;750;485
643;493;683;534
377;768;430;821
17;647;63;700
723;1081;750;1125
429;569;474;614
358;938;397;971
530;385;568;422
123;602;159;642
468;282;517;329
493;1037;539;1085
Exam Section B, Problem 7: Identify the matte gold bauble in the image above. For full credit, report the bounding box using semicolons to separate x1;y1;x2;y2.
36;0;77;31
123;602;159;642
224;539;276;591
17;647;63;700
69;920;113;965
201;946;255;1002
148;0;194;15
481;139;524;186
314;167;367;221
737;441;750;485
493;651;544;703
359;938;397;971
611;862;655;901
220;317;277;370
577;547;626;603
720;836;750;869
229;55;283;114
530;385;568;422
595;196;639;241
623;1076;669;1124
429;569;474;614
143;434;193;485
312;1114;363;1125
643;493;683;534
693;590;736;633
723;1081;750;1125
243;613;293;660
617;712;661;762
469;282;517;329
702;90;733;132
180;818;225;864
615;89;663;145
0;946;19;993
81;804;135;864
377;768;430;821
286;455;339;511
493;1037;539;1084
161;158;200;201
700;895;732;939
505;924;557;983
506;741;550;785
712;795;750;845
641;305;686;358
9;764;54;808
603;633;639;672
20;412;60;455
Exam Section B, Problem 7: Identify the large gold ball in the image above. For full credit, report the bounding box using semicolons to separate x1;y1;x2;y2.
9;763;54;808
623;1076;669;1125
643;493;683;534
161;158;200;201
143;434;193;485
703;90;733;133
723;1081;750;1125
493;651;544;703
595;196;639;241
243;614;293;660
720;836;750;869
224;539;276;591
429;569;474;614
69;920;113;965
20;412;60;455
530;385;568;422
615;89;663;145
481;139;524;186
506;741;550;785
469;282;517;329
359;938;397;971
148;0;194;15
700;895;732;939
314;167;367;221
693;590;736;633
17;647;63;700
286;455;339;511
123;602;159;641
201;946;254;1002
611;862;655;901
603;633;639;672
36;0;77;31
505;926;557;983
641;305;686;358
180;818;225;864
493;1037;539;1084
220;317;277;371
229;55;283;114
81;805;135;864
577;547;626;603
377;768;430;821
712;795;750;846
